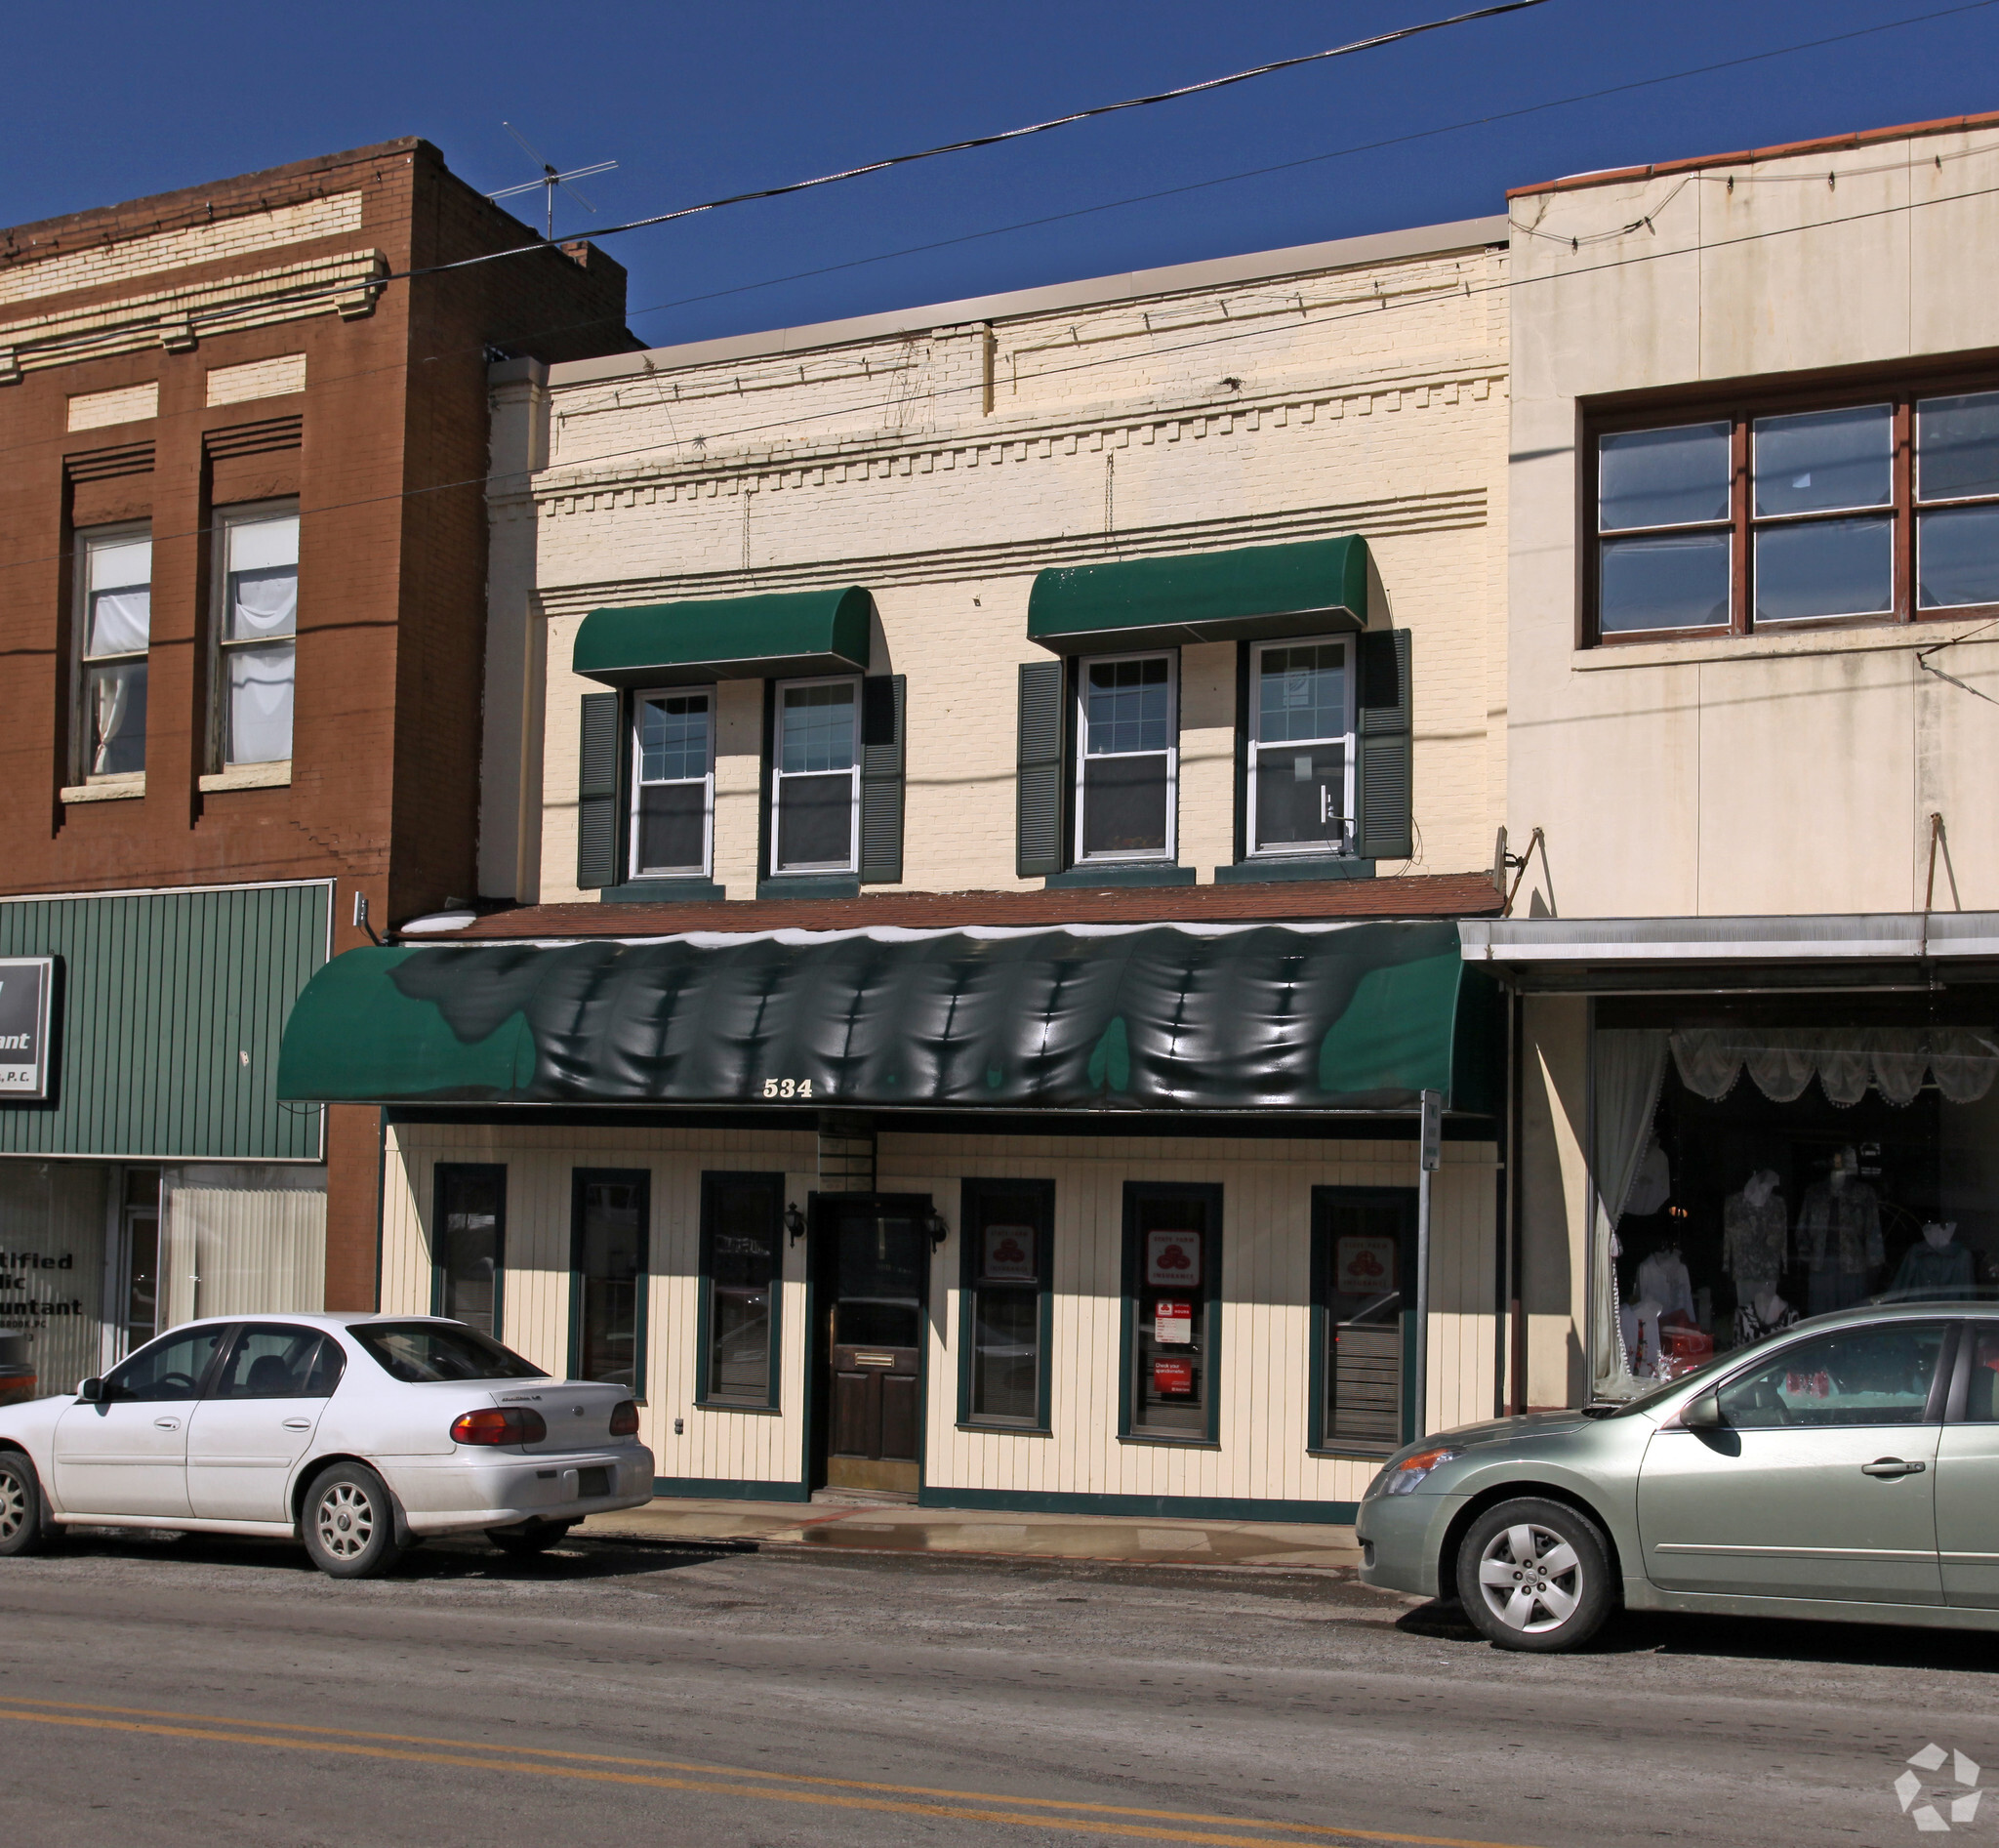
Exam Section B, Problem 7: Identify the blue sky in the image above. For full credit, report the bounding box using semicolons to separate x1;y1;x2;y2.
11;2;1999;348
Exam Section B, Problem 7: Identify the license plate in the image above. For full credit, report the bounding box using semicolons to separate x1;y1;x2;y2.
578;1466;611;1497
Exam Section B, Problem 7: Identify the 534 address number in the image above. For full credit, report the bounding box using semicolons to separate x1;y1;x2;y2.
761;1078;815;1098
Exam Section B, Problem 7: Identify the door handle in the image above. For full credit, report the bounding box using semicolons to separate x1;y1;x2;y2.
153;1417;180;1431
282;1418;311;1431
1860;1458;1927;1477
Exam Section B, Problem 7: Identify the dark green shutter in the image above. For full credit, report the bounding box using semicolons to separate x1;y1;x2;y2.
1016;660;1066;878
576;691;622;889
859;675;906;883
1355;630;1412;862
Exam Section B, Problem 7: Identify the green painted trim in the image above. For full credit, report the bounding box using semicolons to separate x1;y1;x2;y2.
1028;536;1368;654
570;1168;650;1391
697;1170;785;1413
1043;864;1196;889
1213;857;1376;884
599;879;727;904
956;1177;1055;1432
650;1475;811;1503
755;876;860;900
574;587;873;689
917;1486;1360;1525
1121;1181;1224;1445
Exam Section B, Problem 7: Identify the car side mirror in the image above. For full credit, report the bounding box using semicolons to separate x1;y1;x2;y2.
1679;1389;1722;1432
76;1376;103;1403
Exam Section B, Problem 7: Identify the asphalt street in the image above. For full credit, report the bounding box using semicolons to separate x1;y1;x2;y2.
2;1529;1993;1848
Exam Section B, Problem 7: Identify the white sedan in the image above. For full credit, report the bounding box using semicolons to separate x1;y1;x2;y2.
0;1314;656;1577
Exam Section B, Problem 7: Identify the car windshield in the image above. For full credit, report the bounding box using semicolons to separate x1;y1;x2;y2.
350;1321;548;1383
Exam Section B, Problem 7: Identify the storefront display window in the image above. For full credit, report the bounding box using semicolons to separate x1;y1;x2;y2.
1591;1001;1999;1399
432;1164;505;1337
1311;1186;1415;1455
571;1170;647;1392
959;1178;1052;1430
1123;1183;1221;1441
699;1171;782;1410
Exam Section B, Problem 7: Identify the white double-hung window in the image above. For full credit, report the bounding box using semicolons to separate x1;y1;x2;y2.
76;524;152;781
1247;637;1354;856
630;690;713;877
1076;652;1175;863
214;503;300;765
771;677;859;875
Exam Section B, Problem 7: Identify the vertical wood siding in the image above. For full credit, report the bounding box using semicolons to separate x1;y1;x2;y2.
384;1123;1498;1508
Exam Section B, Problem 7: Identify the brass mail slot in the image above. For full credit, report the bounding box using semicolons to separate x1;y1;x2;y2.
852;1353;896;1367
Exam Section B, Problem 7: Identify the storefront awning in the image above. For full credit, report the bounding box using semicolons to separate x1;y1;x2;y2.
276;921;1498;1115
1027;536;1369;655
572;586;873;688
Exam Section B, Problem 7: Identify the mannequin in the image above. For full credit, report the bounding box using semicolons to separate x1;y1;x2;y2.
1635;1243;1695;1324
1734;1285;1798;1345
1723;1169;1789;1300
1800;1147;1883;1316
1889;1220;1978;1301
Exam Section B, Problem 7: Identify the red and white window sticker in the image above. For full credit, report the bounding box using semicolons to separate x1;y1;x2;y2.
1154;1298;1194;1344
1334;1235;1397;1296
1145;1228;1202;1288
981;1224;1037;1282
1152;1357;1195;1394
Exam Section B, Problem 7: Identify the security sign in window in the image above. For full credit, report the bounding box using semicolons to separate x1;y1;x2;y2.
1154;1298;1194;1344
0;959;53;1099
1145;1228;1202;1287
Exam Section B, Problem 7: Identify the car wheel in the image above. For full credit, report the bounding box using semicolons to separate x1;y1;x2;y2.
1455;1498;1613;1653
0;1451;52;1557
486;1519;575;1557
301;1464;405;1580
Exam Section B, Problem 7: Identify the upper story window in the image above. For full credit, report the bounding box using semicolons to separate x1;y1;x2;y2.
76;524;151;781
771;677;859;875
1590;382;1999;642
214;503;299;764
1076;652;1175;863
632;691;713;878
1248;637;1353;857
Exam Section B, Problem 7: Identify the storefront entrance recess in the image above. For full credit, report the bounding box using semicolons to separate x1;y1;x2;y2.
814;1195;929;1496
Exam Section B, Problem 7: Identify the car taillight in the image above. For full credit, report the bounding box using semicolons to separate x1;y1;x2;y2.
450;1407;548;1446
609;1399;640;1437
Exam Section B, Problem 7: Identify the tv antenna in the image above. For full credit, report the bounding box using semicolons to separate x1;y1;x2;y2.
487;122;618;241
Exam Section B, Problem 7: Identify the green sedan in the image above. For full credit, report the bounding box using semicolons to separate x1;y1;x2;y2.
1357;1300;1999;1652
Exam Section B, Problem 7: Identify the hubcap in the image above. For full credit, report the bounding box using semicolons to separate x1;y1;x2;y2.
1476;1522;1583;1633
314;1482;375;1560
0;1467;25;1543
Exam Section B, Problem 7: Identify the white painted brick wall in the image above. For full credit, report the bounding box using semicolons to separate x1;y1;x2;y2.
205;351;306;406
67;381;157;431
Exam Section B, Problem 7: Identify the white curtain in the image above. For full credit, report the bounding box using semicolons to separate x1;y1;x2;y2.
162;1187;325;1328
226;642;295;764
87;586;150;656
1671;1028;1998;1108
89;661;144;775
1592;1029;1670;1400
226;566;297;640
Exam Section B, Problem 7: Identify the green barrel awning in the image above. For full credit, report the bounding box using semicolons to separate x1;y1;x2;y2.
277;921;1498;1116
572;586;873;687
1027;536;1369;655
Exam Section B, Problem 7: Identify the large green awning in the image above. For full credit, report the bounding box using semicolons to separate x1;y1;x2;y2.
277;921;1498;1116
572;586;873;687
1027;536;1369;655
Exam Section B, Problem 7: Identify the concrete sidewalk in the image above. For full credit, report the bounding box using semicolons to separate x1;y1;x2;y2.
579;1497;1362;1572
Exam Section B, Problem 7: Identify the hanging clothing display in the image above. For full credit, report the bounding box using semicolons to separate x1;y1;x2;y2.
1798;1176;1883;1277
1890;1223;1978;1300
1721;1171;1789;1293
1634;1248;1695;1324
1734;1292;1799;1346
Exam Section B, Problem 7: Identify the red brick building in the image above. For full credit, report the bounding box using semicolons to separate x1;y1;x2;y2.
0;139;634;1377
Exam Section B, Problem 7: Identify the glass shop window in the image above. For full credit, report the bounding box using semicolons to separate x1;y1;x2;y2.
1315;1188;1413;1454
433;1164;506;1338
573;1170;647;1391
961;1181;1051;1429
1248;637;1353;856
214;504;299;765
632;691;713;877
772;678;859;874
1128;1188;1217;1440
1750;404;1894;624
76;524;152;780
1077;653;1175;863
701;1172;782;1409
1916;390;1999;610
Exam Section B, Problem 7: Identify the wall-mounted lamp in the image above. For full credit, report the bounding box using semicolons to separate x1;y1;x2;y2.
923;1208;949;1252
785;1202;806;1246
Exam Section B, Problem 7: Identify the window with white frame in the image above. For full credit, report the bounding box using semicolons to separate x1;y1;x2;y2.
1076;653;1175;863
214;503;299;765
76;524;152;780
1248;637;1353;856
771;677;859;874
631;690;713;877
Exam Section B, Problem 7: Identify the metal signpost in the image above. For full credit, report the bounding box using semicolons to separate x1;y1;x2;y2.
1414;1088;1442;1437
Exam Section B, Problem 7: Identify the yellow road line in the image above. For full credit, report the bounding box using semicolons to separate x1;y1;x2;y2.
0;1694;1539;1848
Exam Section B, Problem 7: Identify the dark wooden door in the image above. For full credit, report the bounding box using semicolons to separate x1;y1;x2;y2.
823;1200;925;1494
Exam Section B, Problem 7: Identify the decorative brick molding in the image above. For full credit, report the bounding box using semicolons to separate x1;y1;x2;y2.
63;440;155;482
203;414;304;460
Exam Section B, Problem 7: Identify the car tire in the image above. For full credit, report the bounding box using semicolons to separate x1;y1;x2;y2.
301;1463;405;1580
486;1519;575;1557
1454;1497;1614;1653
0;1450;52;1557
